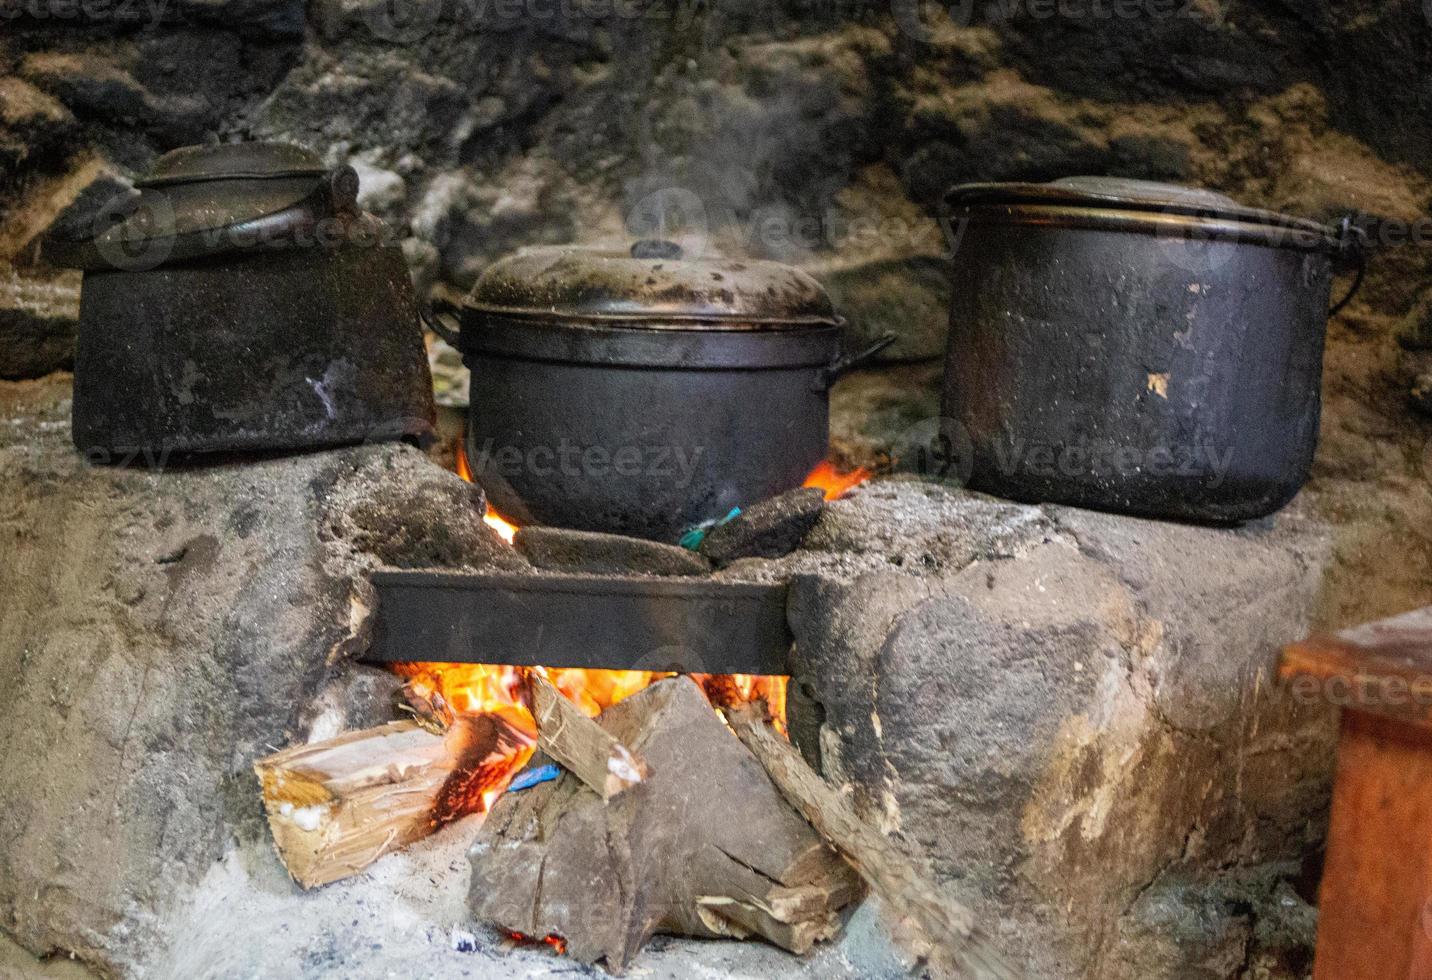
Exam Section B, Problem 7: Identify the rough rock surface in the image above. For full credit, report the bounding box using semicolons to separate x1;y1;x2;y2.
321;450;526;573
0;374;508;977
755;478;1340;978
699;487;827;567
0;266;78;379
515;525;711;577
1415;372;1432;417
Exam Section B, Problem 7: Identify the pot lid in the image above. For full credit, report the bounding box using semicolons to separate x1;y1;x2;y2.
137;141;329;188
462;241;840;329
47;141;352;271
945;175;1332;235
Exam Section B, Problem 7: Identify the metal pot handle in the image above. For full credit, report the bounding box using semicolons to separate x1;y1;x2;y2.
421;296;463;347
326;165;360;215
813;330;898;391
1329;215;1367;318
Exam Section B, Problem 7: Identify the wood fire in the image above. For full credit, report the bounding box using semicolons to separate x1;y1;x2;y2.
391;660;787;764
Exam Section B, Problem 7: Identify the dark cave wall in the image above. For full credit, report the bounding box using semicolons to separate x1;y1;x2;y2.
4;3;1432;278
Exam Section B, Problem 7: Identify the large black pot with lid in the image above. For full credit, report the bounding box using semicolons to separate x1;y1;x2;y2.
427;240;890;542
49;141;435;460
939;176;1363;522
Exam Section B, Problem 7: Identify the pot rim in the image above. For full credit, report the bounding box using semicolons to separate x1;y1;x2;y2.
948;204;1346;254
456;312;843;370
945;177;1347;253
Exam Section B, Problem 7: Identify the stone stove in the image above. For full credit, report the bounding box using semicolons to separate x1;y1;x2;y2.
0;366;1406;979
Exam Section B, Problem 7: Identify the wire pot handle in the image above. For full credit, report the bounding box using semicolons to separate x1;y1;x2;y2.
1329;215;1367;318
421;296;463;347
813;329;898;391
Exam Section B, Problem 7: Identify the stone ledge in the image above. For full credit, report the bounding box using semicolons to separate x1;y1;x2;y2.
783;479;1336;978
0;376;1384;979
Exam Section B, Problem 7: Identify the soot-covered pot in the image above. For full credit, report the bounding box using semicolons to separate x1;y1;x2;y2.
941;176;1362;522
50;141;435;459
428;240;886;542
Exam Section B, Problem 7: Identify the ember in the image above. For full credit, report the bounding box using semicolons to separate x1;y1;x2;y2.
507;931;568;955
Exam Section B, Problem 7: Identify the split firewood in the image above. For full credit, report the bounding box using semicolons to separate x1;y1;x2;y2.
469;677;862;973
527;673;648;799
726;703;1019;980
256;713;533;889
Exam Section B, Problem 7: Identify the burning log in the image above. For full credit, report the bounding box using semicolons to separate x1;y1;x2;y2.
528;673;648;800
469;677;861;972
725;704;1017;980
255;714;533;889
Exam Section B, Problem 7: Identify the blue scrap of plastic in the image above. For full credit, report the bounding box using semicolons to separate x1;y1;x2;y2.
678;506;742;550
508;763;561;792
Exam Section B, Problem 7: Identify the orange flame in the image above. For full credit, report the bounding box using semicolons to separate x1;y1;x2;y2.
454;435;520;543
431;711;537;819
802;460;871;500
393;663;785;821
483;508;518;544
395;662;785;732
455;438;474;482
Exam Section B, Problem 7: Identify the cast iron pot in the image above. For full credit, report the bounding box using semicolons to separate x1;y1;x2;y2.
940;177;1363;522
427;240;890;542
50;142;435;460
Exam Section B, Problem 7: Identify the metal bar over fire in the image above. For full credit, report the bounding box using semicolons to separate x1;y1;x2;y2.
366;570;793;676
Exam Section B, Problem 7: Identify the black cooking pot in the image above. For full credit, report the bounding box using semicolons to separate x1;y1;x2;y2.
49;142;435;460
427;240;889;542
940;177;1363;522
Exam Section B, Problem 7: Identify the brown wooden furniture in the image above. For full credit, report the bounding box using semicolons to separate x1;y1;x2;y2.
1280;607;1432;980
